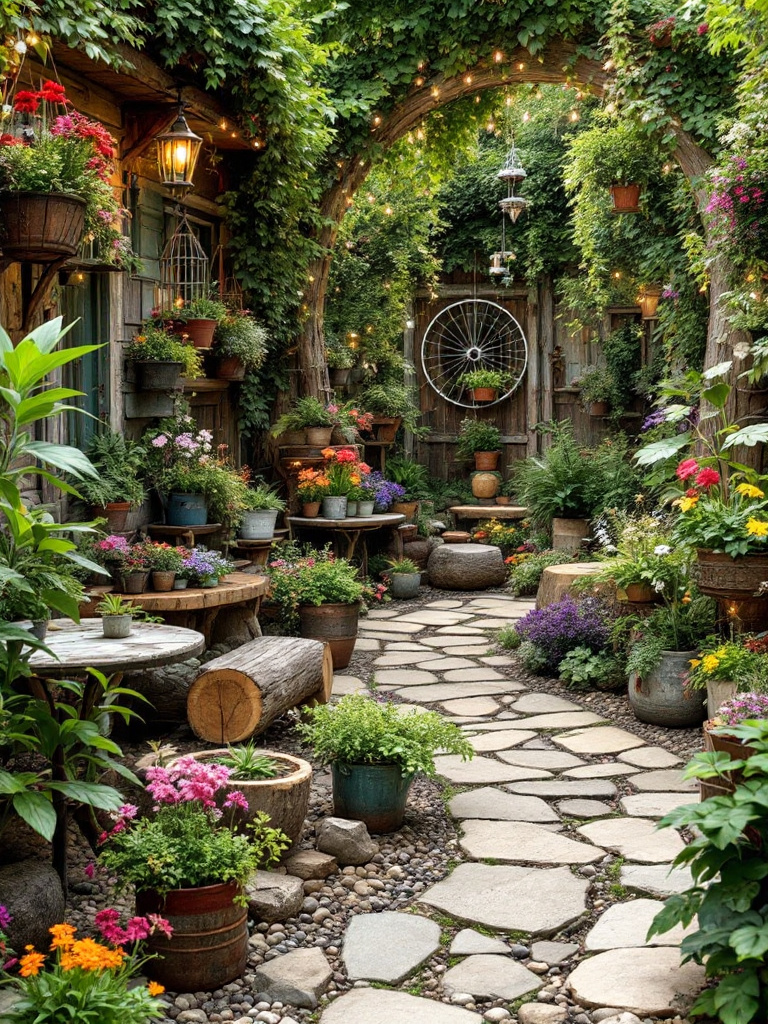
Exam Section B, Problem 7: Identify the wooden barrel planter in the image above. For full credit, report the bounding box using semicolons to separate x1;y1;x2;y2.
299;601;359;669
700;725;756;801
137;881;247;992
0;191;86;260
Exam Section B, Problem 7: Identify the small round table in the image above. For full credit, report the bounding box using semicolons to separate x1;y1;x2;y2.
286;512;406;576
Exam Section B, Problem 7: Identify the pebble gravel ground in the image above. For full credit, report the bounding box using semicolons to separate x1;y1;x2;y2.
54;585;705;1024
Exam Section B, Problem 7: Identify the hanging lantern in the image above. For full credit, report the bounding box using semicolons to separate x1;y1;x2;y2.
638;286;662;320
488;251;514;277
156;106;203;191
498;144;529;222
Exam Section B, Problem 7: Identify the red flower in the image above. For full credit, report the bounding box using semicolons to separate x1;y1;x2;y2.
13;91;40;114
685;488;698;498
39;81;67;104
0;134;22;146
676;458;700;481
695;467;720;489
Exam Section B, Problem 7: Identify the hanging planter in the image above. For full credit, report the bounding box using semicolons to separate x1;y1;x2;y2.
589;400;610;417
0;191;87;261
133;360;184;391
609;184;642;213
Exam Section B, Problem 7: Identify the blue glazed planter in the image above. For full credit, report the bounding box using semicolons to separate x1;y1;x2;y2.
167;492;208;527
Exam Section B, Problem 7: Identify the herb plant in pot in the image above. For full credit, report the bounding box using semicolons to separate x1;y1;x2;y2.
239;483;286;540
95;593;137;639
359;380;421;440
97;756;288;992
143;542;184;592
213;311;267;380
126;324;203;391
78;428;146;533
457;368;510;403
296;693;473;832
293;396;335;447
573;365;614;417
156;298;228;350
456;418;502;471
387;557;421;600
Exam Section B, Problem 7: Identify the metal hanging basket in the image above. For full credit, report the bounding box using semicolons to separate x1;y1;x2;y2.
159;208;210;306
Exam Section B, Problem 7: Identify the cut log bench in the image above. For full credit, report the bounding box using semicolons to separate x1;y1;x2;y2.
187;635;334;743
536;562;605;609
427;543;507;590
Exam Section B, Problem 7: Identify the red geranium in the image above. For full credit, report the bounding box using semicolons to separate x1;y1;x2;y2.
13;91;40;114
695;467;720;489
676;458;700;481
39;81;68;104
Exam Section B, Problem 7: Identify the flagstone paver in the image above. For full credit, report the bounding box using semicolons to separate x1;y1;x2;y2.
618;747;683;768
365;608;401;618
459;819;605;864
342;912;441;983
554;726;647;754
440;645;496;656
426;600;467;609
443;667;505;681
384;642;428;651
620;792;694;818
506;779;618;799
373;669;440;687
374;652;452;667
566;948;705;1016
435;755;553;785
360;631;426;642
620;863;694;897
464;618;523;628
448;787;559;823
435;625;487;634
584;899;693;950
479;655;515;666
494;749;586;769
331;675;368;696
420;863;590;935
422;634;490;647
398;682;523;702
441;955;543;1001
627;769;698;793
320;989;483;1024
577;818;685;863
530;941;580;964
562;763;640;779
450;929;510;956
394;611;475;625
491;711;607;730
352;638;380;651
557;798;614;818
416;657;482;671
358;620;425;634
440;697;502;717
468;730;539;751
509;693;585;714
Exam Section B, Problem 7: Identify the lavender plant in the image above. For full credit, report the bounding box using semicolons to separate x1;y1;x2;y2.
514;595;612;674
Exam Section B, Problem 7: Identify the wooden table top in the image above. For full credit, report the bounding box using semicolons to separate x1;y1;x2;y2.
287;513;405;531
89;572;269;612
29;620;206;676
146;523;222;538
449;505;528;520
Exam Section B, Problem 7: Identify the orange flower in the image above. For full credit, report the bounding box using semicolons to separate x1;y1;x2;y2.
349;473;361;486
49;923;77;951
19;947;46;977
358;462;371;475
60;937;126;972
148;981;165;996
315;474;330;487
320;447;336;460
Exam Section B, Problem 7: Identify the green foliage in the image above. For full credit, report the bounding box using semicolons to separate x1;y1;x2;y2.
125;325;202;378
295;693;473;776
95;594;137;617
575;365;614;407
208;743;280;781
385;457;429;501
497;624;522;650
558;645;625;690
243;483;287;512
648;720;768;1024
517;639;551;674
360;381;418;425
214;313;268;370
567;119;658;190
457;369;510;390
77;427;145;508
506;550;572;596
456;419;501;459
625;593;716;675
293;396;333;428
387;557;420;575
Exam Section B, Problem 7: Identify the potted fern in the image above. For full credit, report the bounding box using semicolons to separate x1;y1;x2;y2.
213;312;268;380
386;557;421;600
457;368;510;403
78;428;146;532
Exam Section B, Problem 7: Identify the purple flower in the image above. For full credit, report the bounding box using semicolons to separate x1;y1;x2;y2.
716;692;768;726
642;409;666;432
515;595;612;672
0;905;11;930
364;472;406;509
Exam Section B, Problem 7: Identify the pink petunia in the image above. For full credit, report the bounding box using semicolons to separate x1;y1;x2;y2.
676;458;700;481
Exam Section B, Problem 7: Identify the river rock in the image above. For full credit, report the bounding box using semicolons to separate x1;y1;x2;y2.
0;861;65;952
245;870;304;923
316;818;379;865
250;947;332;1008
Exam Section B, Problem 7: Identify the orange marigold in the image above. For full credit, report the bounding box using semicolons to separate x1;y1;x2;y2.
19;948;46;977
320;447;336;459
148;981;165;996
60;937;126;972
49;923;77;951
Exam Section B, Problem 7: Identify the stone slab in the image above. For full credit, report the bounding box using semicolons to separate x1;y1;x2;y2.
492;712;607;730
529;941;580;965
442;955;542;1001
466;618;523;628
366;608;400;618
566;947;705;1016
342;911;441;983
554;726;647;754
443;668;505;681
480;655;516;666
577;818;685;863
359;620;425;634
397;683;523;702
494;750;586;770
443;646;496;657
459;819;604;865
450;929;510;956
420;863;589;936
353;638;380;651
628;770;699;793
435;625;487;635
469;730;538;751
509;694;585;714
426;600;466;609
449;787;560;823
506;780;618;799
441;697;501;717
386;642;430;651
319;989;482;1024
245;870;304;923
558;799;613;818
621;793;695;819
435;756;553;785
423;635;491;647
374;652;450;667
373;669;439;687
563;763;640;779
620;863;694;897
585;899;693;950
618;747;682;768
417;658;482;671
394;610;474;625
332;675;369;696
361;631;427;642
250;947;332;1009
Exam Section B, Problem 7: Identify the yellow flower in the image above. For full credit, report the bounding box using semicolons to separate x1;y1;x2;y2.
702;654;720;674
148;981;165;996
19;948;46;977
689;658;701;669
737;483;765;499
676;495;699;512
746;518;768;537
49;923;77;951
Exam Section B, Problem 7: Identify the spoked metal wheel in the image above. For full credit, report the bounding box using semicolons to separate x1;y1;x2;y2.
421;299;528;408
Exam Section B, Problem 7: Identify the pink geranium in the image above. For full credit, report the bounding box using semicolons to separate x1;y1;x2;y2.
695;467;720;489
676;458;700;481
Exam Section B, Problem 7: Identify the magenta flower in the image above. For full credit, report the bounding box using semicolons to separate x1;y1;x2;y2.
223;790;249;811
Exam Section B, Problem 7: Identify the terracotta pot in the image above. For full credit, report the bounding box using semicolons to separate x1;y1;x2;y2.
589;400;610;417
474;450;500;471
133;360;184;392
372;416;402;443
391;500;418;524
280;429;307;445
115;570;150;595
628;649;706;728
700;725;756;801
299;602;359;669
136;882;247;992
624;582;655;603
471;387;497;403
471;472;500;499
94;501;131;533
302;501;321;518
305;426;334;447
151;570;176;592
551;517;590;553
609;184;642;213
215;355;246;380
183;318;217;349
496;496;510;506
0;191;86;261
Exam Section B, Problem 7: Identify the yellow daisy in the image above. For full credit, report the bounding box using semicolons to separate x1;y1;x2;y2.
746;518;768;537
702;654;720;674
737;483;765;500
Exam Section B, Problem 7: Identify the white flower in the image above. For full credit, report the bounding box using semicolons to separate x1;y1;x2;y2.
653;580;666;592
654;544;671;555
604;544;617;553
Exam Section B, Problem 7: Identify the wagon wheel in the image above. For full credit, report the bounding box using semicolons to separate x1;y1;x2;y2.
421;299;528;409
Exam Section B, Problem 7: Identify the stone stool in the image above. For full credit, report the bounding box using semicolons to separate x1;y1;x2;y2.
428;543;506;590
442;531;471;544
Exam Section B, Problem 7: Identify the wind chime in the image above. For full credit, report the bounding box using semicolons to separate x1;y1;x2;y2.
488;142;529;278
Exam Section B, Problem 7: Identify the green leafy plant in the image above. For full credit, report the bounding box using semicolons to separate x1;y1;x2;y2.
293;396;334;429
386;557;420;574
95;594;137;617
385;457;429;501
558;645;625;691
457;369;511;390
566;119;656;190
214;312;268;369
648;719;768;1024
496;624;522;650
125;325;202;379
455;419;502;459
295;693;473;776
625;591;716;677
573;364;614;408
243;483;286;512
175;298;228;322
359;381;421;433
141;543;184;574
506;550;572;597
77;427;146;509
210;743;280;781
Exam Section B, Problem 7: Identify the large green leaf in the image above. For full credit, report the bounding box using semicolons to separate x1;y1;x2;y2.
722;424;768;450
24;441;98;479
12;790;57;841
703;360;734;380
47;780;123;810
25;316;75;354
702;382;730;409
634;434;691;466
41;588;81;623
15;389;87;426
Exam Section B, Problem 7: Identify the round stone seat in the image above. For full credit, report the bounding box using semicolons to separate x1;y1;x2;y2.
428;543;506;591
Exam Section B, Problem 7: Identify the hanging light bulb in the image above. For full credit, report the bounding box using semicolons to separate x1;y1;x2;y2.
156;103;203;191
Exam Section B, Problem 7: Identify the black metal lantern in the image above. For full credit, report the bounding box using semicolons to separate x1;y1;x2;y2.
156;106;203;191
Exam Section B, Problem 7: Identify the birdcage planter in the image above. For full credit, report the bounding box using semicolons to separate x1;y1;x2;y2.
160;208;210;308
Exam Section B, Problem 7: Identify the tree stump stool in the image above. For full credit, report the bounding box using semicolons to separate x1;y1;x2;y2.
442;531;471;544
535;562;605;609
428;543;506;590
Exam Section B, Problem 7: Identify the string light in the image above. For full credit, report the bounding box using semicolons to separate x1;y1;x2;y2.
308;274;315;283
367;193;375;203
505;96;513;106
569;110;579;122
486;121;496;132
414;76;424;86
431;86;440;98
384;206;393;215
252;139;262;149
372;114;382;126
219;119;228;130
25;31;40;46
613;271;622;279
494;51;504;63
464;74;473;84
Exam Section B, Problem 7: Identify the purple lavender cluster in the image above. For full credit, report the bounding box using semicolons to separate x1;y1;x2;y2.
182;549;233;584
515;595;611;672
716;692;768;727
364;472;406;509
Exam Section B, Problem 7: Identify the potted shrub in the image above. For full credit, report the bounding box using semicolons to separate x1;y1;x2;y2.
696;691;768;800
686;636;768;718
296;694;473;832
456;418;502;471
359;380;420;440
142;542;184;592
213;312;268;381
327;345;355;389
240;483;286;540
168;743;313;849
387;557;422;600
566;120;651;213
291;396;335;447
98;756;288;992
457;368;511;403
588;515;680;603
78;428;146;533
95;593;140;639
155;298;228;350
0;83;140;268
386;457;429;522
296;468;328;518
182;549;234;588
126;324;203;391
572;365;615;417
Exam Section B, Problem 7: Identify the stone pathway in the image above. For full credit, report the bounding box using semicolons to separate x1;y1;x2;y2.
322;592;704;1024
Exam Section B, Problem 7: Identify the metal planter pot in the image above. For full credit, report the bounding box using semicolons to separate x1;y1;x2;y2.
628;650;706;728
332;762;415;833
240;509;279;540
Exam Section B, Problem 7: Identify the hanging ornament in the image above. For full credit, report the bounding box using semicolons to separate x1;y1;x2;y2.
498;144;529;222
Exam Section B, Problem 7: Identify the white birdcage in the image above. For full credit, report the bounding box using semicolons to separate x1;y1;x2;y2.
159;208;210;306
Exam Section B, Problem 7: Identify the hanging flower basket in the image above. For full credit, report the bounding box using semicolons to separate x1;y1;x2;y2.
470;387;498;403
609;184;642;213
0;191;86;262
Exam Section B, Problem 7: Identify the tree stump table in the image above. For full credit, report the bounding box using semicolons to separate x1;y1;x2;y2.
536;562;605;609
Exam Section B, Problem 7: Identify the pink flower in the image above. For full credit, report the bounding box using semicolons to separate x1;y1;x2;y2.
125;917;151;941
695;467;720;489
223;790;249;811
676;458;700;481
147;914;173;938
84;863;95;879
